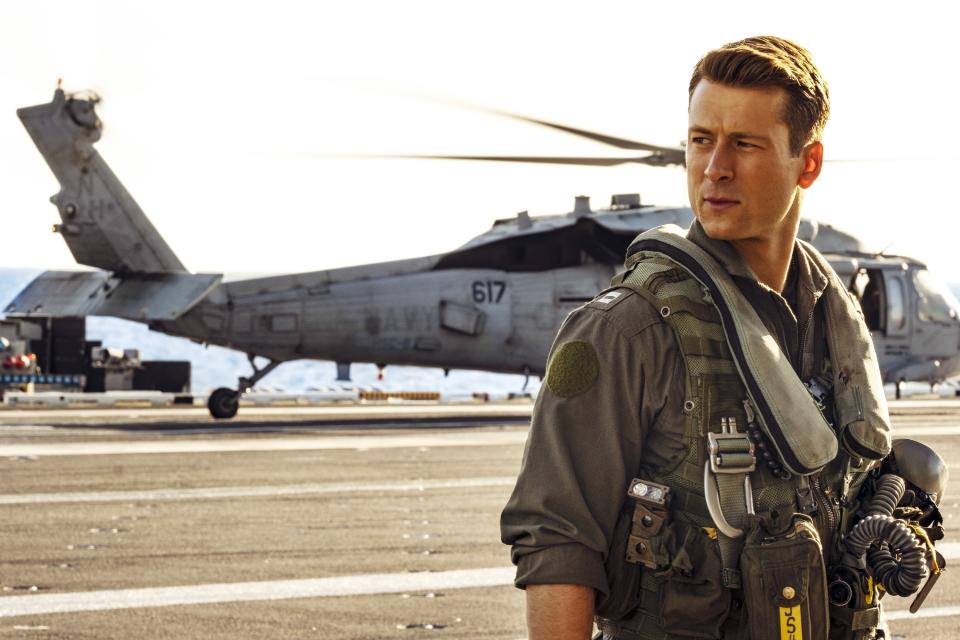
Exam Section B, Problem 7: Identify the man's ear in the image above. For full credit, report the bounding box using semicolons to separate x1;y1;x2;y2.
798;142;824;189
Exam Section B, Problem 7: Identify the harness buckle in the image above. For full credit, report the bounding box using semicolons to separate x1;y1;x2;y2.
707;417;756;474
805;375;831;411
704;416;757;539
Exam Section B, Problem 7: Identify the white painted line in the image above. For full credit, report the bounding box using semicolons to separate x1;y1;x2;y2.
0;430;528;457
890;426;960;436
0;477;517;505
0;403;532;420
0;567;516;617
886;605;960;621
935;542;960;560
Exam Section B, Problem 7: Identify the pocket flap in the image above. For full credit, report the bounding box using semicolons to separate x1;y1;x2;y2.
766;564;810;607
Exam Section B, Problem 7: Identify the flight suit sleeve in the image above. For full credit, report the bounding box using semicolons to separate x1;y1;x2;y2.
500;289;682;595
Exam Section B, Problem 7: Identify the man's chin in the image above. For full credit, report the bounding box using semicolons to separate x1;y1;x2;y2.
697;216;742;241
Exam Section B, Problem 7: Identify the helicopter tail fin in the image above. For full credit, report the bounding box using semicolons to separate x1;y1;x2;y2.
18;89;187;275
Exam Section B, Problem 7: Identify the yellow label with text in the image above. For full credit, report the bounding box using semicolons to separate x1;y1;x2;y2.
780;605;803;640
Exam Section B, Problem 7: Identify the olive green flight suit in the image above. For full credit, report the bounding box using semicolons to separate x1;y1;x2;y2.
500;221;835;637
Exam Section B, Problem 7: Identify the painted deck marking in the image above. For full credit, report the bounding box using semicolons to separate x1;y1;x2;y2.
0;477;517;505
0;567;515;617
886;605;960;621
0;431;527;458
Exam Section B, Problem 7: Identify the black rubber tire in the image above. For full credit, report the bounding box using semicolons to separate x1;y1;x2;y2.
208;387;240;419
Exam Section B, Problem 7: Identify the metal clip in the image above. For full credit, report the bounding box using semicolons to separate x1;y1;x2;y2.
805;376;830;411
703;416;757;539
704;463;755;538
707;417;756;474
796;477;819;515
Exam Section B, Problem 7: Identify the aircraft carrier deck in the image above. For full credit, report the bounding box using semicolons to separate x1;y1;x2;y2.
1;399;959;639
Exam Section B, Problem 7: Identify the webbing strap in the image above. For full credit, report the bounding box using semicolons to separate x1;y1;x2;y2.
829;603;881;630
715;472;748;589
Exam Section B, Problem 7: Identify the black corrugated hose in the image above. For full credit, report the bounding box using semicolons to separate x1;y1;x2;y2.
864;474;905;517
844;475;929;596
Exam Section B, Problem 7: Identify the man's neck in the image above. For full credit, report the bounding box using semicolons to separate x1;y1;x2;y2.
730;232;796;293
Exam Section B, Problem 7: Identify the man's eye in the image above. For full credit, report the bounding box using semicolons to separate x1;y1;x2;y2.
690;136;710;145
736;141;758;149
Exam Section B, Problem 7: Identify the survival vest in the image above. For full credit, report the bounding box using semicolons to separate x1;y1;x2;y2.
594;225;892;640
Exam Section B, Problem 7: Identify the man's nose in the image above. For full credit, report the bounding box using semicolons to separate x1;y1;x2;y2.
704;145;734;182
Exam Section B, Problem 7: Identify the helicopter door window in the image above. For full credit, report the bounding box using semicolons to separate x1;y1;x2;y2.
855;269;885;332
885;274;908;336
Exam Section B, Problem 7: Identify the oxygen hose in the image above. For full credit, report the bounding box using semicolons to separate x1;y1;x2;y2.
864;474;905;517
844;474;929;596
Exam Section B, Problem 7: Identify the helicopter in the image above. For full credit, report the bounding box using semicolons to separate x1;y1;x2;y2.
6;88;960;418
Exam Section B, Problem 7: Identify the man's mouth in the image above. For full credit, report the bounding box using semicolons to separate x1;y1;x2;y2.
703;197;739;210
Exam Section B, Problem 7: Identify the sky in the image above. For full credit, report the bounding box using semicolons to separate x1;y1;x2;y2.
2;1;958;283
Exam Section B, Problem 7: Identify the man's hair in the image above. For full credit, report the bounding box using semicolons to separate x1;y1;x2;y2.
689;36;829;156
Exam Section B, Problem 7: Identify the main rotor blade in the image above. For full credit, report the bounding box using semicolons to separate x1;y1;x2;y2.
372;153;684;167
462;103;684;155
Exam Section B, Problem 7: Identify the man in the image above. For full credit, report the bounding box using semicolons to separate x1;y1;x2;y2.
501;36;891;639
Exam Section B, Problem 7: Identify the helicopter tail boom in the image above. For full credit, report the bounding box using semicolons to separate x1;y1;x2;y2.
4;270;222;322
18;89;186;275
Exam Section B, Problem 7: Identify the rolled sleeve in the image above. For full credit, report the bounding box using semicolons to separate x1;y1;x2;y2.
500;295;676;594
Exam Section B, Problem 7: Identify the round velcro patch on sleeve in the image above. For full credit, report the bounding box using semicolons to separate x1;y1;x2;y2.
546;340;600;398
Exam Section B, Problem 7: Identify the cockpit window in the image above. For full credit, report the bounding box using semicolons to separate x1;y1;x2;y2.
913;269;960;324
887;275;906;332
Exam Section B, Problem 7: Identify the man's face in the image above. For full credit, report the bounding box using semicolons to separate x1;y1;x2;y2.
686;79;820;245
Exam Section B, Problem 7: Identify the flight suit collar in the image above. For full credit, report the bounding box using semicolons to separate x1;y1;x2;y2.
794;240;830;301
685;220;758;281
685;220;830;300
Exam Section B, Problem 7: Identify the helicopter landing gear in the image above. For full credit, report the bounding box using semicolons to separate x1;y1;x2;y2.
507;367;535;400
207;355;283;419
208;387;240;419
